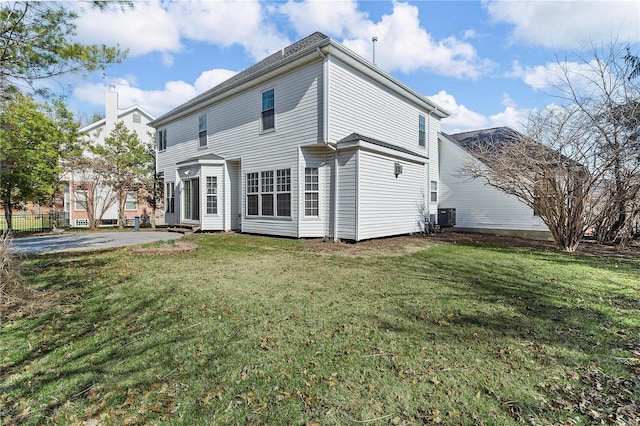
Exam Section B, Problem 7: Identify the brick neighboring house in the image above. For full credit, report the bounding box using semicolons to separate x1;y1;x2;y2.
62;85;161;227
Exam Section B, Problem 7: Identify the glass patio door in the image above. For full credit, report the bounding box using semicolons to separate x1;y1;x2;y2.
183;178;200;221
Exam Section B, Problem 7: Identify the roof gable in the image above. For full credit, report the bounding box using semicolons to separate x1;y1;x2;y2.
79;105;155;134
150;32;448;127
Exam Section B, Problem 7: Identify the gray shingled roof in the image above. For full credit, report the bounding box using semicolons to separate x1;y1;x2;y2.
152;32;329;124
445;126;578;167
445;127;521;154
338;133;428;160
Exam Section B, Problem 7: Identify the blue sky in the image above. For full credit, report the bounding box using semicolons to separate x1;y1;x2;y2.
63;0;640;133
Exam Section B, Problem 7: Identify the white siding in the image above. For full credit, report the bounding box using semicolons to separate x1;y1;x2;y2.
439;137;547;232
298;147;329;238
357;151;424;240
328;58;430;157
336;149;357;240
156;61;323;237
201;165;224;231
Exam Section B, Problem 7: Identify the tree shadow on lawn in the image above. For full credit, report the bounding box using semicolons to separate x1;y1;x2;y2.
1;251;237;424
365;246;640;421
374;245;640;363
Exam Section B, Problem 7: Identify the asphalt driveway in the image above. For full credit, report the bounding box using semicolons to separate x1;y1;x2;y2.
12;231;183;254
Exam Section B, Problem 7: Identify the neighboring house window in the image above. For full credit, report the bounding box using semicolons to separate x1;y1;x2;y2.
261;171;274;216
304;167;319;217
430;181;438;203
75;187;88;211
261;88;275;132
246;172;259;215
166;182;175;214
157;129;167;151
419;115;426;147
133;112;141;123
276;168;291;217
199;114;207;147
206;176;217;214
125;191;138;210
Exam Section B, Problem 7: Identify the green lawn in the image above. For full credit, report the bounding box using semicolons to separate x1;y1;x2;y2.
1;234;639;425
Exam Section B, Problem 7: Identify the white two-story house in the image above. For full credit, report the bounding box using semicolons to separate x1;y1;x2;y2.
64;85;157;227
151;32;448;241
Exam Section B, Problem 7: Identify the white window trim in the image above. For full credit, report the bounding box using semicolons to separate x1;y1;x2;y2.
198;113;208;148
206;176;218;215
260;87;276;134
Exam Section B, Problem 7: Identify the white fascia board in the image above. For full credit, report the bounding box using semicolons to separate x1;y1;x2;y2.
339;139;427;164
177;158;225;168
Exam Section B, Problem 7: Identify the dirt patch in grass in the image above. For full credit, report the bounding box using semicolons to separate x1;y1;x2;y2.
301;235;435;258
301;231;640;258
132;239;197;255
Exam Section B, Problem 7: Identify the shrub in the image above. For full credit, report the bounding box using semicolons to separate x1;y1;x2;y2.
0;231;22;321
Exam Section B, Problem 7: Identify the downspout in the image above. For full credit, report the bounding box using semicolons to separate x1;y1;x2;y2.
317;46;339;242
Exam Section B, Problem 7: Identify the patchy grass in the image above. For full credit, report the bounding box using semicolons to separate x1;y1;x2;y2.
1;233;639;425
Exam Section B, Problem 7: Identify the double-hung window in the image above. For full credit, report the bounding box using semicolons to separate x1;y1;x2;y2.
261;171;274;216
246;172;259;215
125;191;138;210
166;182;175;214
75;186;88;211
198;114;207;147
157;129;167;151
430;181;438;203
261;89;275;132
419;115;426;147
246;168;291;217
276;169;291;217
304;167;319;217
206;176;217;214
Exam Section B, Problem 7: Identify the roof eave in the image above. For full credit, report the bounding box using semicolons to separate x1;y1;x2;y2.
150;38;332;128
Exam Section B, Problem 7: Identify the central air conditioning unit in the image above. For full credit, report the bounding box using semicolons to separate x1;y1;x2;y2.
438;208;456;227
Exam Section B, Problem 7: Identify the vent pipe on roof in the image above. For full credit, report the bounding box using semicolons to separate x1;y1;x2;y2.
372;36;378;65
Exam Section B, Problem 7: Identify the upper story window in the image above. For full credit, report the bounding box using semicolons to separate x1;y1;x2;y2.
419;115;426;147
157;129;167;151
125;191;138;210
261;88;275;132
75;185;88;211
132;112;141;123
198;114;207;147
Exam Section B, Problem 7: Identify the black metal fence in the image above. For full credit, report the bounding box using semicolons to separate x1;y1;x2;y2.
0;212;69;233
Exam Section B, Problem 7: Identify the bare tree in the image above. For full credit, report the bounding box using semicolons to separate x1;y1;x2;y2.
65;156;117;229
457;126;594;252
458;42;640;251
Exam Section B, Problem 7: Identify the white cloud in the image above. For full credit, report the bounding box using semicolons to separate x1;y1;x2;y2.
167;0;289;60
279;0;368;37
73;68;237;118
75;2;182;56
194;69;239;93
507;59;603;91
429;90;529;134
485;0;640;48
75;0;289;61
280;1;494;79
